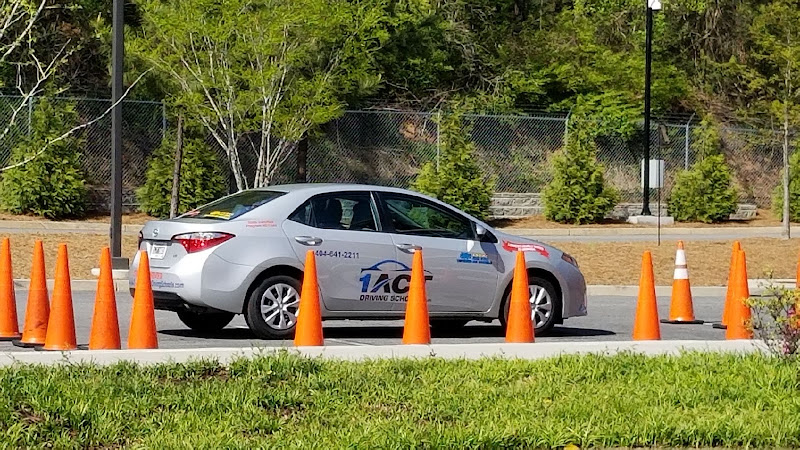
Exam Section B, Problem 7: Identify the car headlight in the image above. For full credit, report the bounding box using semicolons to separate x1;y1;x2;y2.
561;252;579;268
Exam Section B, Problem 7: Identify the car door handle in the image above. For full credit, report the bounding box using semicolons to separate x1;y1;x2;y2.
295;236;323;246
395;243;422;253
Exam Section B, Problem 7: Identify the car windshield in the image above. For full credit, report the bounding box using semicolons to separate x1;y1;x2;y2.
179;190;284;221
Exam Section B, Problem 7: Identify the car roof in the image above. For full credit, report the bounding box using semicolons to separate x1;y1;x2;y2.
254;183;418;196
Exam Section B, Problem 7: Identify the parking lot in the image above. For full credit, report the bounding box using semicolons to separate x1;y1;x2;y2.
1;292;729;352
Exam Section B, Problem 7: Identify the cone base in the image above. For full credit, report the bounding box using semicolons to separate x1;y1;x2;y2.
505;337;535;343
12;339;43;348
294;341;324;347
0;334;21;341
712;323;727;329
660;319;704;324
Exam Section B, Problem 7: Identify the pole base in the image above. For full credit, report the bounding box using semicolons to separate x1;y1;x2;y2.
12;339;43;348
660;319;704;324
112;257;129;270
712;323;727;329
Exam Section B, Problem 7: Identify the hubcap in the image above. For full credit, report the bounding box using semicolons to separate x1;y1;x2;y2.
260;283;300;330
529;285;553;329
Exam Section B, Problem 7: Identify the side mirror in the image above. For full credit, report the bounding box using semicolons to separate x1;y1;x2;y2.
475;224;487;237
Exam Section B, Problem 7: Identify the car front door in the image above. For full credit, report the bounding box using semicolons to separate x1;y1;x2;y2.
375;192;500;313
282;191;398;312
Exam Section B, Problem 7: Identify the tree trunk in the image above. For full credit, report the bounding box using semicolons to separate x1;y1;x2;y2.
169;114;183;219
783;102;791;239
296;133;308;183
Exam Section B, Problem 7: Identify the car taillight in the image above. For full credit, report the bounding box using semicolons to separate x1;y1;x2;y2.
172;232;234;253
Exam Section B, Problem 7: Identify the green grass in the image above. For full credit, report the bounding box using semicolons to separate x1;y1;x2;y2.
1;352;799;448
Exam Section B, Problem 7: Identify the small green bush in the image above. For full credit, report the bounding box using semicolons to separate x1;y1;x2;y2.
771;152;800;221
411;111;494;220
137;130;227;218
0;99;87;219
543;125;619;224
668;154;738;223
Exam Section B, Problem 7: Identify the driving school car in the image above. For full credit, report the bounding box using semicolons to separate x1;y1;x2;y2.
130;184;587;339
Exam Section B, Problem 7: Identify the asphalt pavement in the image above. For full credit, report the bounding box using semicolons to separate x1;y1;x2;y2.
1;292;730;353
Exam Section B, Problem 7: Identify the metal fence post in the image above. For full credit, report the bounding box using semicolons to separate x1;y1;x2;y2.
563;108;572;146
684;113;694;170
436;111;441;171
27;96;33;136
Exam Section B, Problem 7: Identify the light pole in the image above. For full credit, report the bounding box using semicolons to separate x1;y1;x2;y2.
641;0;661;216
110;0;127;269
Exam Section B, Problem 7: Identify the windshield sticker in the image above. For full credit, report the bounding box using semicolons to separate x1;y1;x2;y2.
457;252;491;265
502;240;550;258
246;220;276;228
358;259;432;302
205;210;232;219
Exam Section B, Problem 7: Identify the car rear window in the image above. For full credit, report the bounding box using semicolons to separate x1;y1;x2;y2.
180;190;284;220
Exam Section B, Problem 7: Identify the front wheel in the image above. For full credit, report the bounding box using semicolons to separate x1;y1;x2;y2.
500;275;560;335
244;275;302;339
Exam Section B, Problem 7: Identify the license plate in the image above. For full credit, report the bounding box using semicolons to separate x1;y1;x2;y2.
149;244;167;260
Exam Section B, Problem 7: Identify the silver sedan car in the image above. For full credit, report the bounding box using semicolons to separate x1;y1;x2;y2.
130;184;587;339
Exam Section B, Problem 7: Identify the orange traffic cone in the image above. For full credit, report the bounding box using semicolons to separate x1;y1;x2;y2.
294;250;324;346
402;249;431;345
633;251;661;340
0;237;20;341
13;240;49;347
128;251;158;349
714;241;742;329
726;250;753;340
40;244;77;351
662;241;703;324
506;251;535;343
88;247;121;350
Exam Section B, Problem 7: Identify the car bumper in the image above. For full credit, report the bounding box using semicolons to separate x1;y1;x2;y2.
560;261;588;318
129;250;254;314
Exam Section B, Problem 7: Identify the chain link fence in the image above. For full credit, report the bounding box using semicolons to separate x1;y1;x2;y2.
0;94;166;210
311;110;792;208
0;96;792;213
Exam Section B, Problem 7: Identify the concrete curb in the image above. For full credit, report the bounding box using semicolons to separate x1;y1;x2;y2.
502;226;783;237
13;279;130;293
0;340;766;367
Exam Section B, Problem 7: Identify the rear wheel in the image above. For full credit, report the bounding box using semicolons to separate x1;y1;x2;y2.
500;275;560;335
245;275;301;339
176;310;235;333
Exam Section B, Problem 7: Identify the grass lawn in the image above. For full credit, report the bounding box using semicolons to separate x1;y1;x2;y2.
555;238;800;286
1;353;798;448
491;209;790;229
0;234;796;285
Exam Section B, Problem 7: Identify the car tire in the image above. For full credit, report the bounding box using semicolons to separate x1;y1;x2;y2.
430;319;469;331
245;275;302;340
177;310;235;333
500;275;561;335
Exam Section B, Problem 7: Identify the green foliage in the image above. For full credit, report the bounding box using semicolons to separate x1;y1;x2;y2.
411;111;494;220
543;123;619;224
0;99;86;219
2;353;800;447
691;118;723;158
669;154;738;223
137;127;227;219
771;151;800;221
746;285;800;358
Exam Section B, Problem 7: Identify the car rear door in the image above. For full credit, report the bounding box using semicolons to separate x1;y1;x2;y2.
281;191;399;312
374;192;500;313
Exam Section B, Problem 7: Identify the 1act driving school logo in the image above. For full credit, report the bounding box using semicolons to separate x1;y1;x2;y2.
358;259;433;302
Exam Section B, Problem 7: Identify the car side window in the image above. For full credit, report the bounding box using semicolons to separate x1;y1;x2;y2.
382;194;473;240
289;193;378;231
